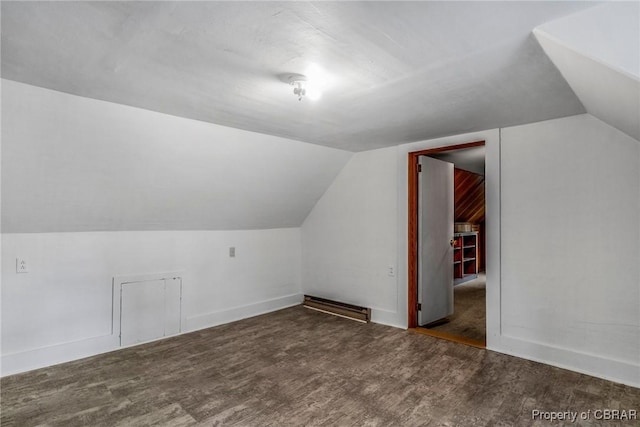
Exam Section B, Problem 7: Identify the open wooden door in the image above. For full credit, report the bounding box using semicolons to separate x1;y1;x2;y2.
418;156;454;326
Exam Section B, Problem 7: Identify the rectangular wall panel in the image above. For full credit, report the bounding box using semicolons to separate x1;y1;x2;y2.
121;280;166;347
164;277;182;337
117;275;183;347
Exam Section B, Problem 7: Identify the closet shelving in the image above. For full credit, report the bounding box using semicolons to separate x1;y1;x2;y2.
453;231;478;285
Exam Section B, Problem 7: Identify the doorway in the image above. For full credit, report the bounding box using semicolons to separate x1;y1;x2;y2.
407;141;486;348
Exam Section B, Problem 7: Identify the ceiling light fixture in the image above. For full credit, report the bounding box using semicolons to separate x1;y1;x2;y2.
288;74;307;101
280;73;322;102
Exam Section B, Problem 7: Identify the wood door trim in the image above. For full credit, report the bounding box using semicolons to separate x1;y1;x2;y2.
407;140;485;328
409;327;486;349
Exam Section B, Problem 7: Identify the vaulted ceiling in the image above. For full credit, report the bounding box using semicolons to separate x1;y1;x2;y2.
0;1;599;152
533;2;640;142
454;169;485;225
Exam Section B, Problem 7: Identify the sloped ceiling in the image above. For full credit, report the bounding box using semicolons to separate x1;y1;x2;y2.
534;2;640;141
428;146;485;176
454;169;485;224
0;1;595;152
1;80;352;233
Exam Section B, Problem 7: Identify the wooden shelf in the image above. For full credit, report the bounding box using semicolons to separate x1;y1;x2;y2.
454;232;478;286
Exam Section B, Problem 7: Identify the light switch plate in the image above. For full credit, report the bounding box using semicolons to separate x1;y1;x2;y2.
229;247;236;258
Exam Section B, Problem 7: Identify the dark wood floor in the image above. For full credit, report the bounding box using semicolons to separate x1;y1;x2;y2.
2;305;639;426
427;274;486;343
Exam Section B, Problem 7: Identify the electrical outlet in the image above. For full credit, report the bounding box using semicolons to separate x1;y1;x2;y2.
16;258;29;273
388;266;395;277
229;247;236;258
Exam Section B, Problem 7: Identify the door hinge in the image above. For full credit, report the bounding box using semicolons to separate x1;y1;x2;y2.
417;164;422;173
417;303;422;311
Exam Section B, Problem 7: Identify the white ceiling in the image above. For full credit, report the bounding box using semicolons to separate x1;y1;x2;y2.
1;1;597;152
534;2;640;141
428;146;486;176
2;80;352;232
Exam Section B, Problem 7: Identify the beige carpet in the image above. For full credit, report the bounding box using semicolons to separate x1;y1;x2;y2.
427;273;486;343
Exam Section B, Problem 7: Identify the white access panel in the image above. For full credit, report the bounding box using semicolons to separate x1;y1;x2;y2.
121;279;166;346
115;274;183;347
164;277;182;337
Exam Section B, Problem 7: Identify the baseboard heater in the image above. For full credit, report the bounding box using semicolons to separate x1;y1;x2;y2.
303;295;371;323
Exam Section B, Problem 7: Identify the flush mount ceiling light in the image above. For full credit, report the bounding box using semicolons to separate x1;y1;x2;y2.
280;73;322;101
288;73;307;101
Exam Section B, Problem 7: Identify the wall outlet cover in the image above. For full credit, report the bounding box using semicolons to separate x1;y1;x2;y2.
16;258;29;273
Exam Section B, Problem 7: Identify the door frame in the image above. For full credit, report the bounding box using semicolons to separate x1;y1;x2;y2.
407;140;485;328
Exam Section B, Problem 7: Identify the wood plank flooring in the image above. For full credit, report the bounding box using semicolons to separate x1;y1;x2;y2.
2;305;639;426
426;274;486;343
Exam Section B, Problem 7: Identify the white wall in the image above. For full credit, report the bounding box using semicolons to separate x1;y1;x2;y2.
3;76;639;387
301;114;640;386
499;114;639;386
302;129;501;329
1;80;351;375
2;229;301;375
302;147;399;324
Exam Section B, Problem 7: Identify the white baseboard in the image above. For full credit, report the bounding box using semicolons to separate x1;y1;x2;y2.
1;293;303;377
371;308;406;329
5;297;635;390
185;293;303;332
1;333;119;377
490;334;640;388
